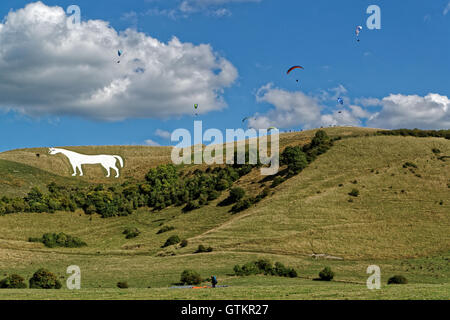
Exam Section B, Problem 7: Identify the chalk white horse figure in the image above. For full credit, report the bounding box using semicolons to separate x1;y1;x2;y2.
49;148;124;178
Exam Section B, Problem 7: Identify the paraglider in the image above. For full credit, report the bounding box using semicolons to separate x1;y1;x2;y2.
242;117;249;123
194;104;198;109
355;26;363;42
286;66;304;74
337;97;344;105
117;50;125;63
287;66;304;83
268;126;277;132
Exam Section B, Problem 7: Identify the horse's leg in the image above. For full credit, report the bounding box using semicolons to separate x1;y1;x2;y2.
102;165;111;178
78;165;83;177
112;165;120;178
71;162;78;176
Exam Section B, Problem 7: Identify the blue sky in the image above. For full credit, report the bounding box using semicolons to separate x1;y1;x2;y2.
0;0;449;151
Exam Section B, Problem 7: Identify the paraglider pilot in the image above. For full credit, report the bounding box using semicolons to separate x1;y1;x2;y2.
211;275;218;288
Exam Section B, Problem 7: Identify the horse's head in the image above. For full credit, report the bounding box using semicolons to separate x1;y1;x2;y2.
48;147;59;155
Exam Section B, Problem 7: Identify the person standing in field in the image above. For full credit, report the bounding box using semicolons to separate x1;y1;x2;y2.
211;275;218;288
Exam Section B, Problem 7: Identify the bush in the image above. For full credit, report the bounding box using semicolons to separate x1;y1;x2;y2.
403;162;417;169
233;262;259;276
123;227;140;239
157;225;175;234
432;148;441;154
0;274;27;289
29;269;62;289
271;176;286;188
180;239;188;248
231;198;253;213
234;259;297;278
162;235;181;247
117;281;129;289
255;259;274;275
318;267;334;281
281;146;308;175
180;270;202;285
228;187;245;203
183;200;201;212
387;275;408;285
195;244;213;253
348;189;359;197
32;233;87;248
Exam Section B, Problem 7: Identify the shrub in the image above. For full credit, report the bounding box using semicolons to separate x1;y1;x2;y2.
255;259;274;275
233;262;259;276
180;270;202;285
180;239;188;248
228;187;245;203
281;146;308;175
162;235;181;247
432;148;441;154
123;227;140;239
271;176;286;188
403;162;417;169
0;274;27;289
348;189;359;197
196;244;213;253
318;267;334;281
29;269;62;289
387;275;408;285
32;233;87;248
234;260;297;278
231;198;253;213
117;281;129;289
157;225;175;234
183;200;201;212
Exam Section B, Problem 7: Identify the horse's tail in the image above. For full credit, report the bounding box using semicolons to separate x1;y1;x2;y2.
113;155;124;168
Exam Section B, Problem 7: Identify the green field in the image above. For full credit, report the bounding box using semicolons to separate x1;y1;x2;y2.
0;127;449;300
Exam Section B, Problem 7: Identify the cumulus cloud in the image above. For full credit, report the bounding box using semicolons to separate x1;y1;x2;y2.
155;129;172;139
0;2;238;121
249;83;322;129
367;93;450;129
249;83;449;130
320;110;362;127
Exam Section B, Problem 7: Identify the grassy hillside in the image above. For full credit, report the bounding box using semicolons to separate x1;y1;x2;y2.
0;127;448;300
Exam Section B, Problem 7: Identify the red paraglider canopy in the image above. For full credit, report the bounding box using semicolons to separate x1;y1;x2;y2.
286;66;304;74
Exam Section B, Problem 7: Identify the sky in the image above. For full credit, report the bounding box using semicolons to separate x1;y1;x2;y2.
0;0;449;151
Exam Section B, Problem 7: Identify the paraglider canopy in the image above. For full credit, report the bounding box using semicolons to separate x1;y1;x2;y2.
286;66;304;75
355;26;363;41
268;126;277;131
194;104;198;109
337;97;344;105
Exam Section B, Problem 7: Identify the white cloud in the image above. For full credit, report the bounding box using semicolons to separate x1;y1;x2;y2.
354;97;382;107
0;2;238;121
444;2;450;15
250;84;449;130
249;83;322;129
349;105;372;119
156;0;261;18
320;110;361;127
155;129;172;139
144;139;160;146
367;93;450;129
